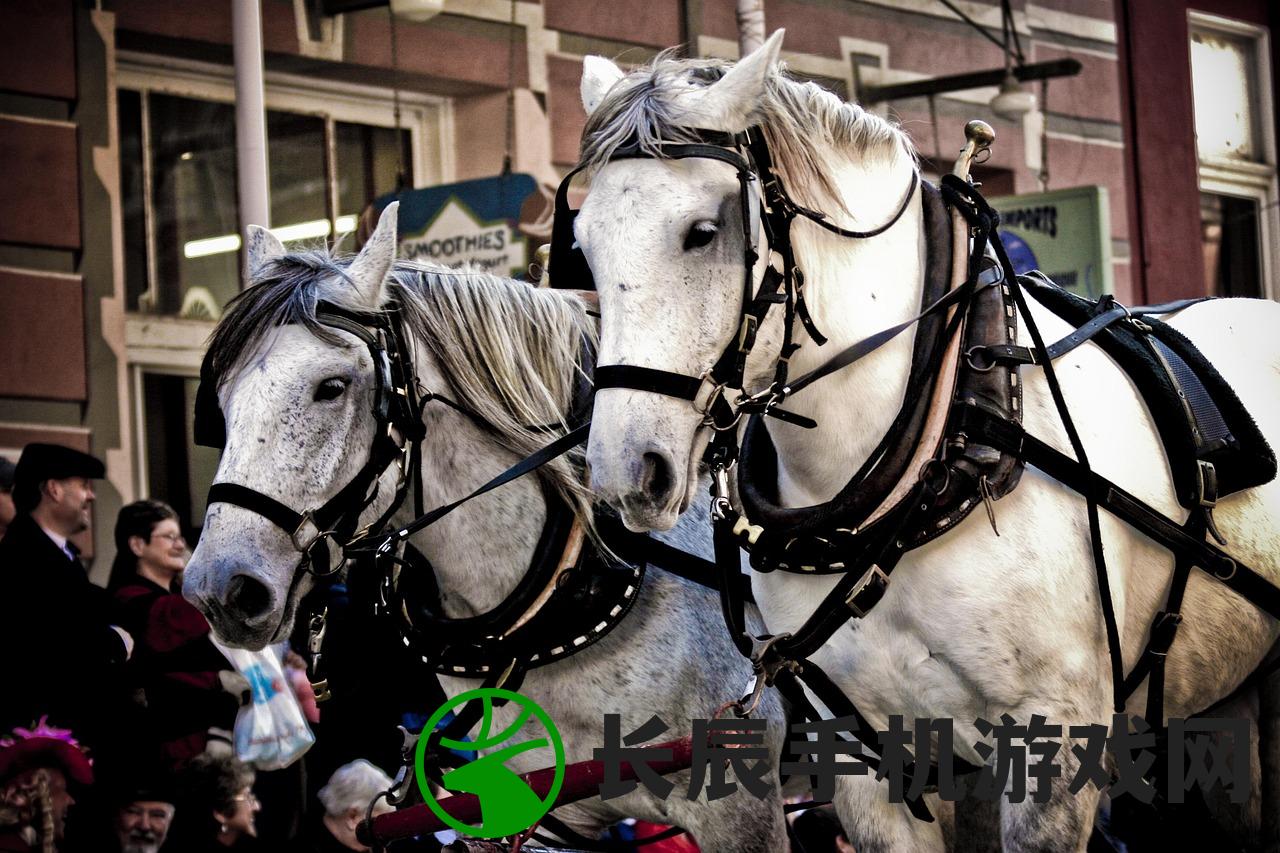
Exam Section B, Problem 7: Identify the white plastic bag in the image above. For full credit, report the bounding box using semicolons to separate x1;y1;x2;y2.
211;640;315;770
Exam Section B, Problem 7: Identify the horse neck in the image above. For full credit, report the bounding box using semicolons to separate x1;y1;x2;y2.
766;151;925;505
402;416;550;619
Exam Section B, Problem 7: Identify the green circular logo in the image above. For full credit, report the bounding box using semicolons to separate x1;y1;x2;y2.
414;688;565;838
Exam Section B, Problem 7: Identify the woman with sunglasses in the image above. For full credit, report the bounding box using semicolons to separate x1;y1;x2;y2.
110;501;238;768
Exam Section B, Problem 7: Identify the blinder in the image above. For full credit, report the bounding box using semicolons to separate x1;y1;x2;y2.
547;130;763;294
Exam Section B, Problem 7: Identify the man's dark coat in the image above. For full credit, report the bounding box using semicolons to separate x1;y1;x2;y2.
0;514;129;741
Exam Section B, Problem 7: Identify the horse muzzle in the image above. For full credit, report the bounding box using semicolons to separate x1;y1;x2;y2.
184;553;289;650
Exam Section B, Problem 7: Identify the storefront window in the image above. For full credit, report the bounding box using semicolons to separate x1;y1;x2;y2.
119;89;413;318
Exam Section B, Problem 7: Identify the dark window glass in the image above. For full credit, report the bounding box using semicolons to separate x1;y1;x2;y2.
267;110;329;245
149;94;240;318
335;122;412;229
142;374;219;536
1200;192;1262;298
118;89;148;311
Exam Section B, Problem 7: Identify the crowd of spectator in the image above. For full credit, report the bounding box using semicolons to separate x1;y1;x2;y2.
0;444;416;852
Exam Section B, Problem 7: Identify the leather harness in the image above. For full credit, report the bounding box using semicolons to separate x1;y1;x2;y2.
550;123;1280;819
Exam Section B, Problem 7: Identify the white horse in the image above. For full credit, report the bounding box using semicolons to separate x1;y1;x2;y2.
574;31;1280;852
181;208;789;851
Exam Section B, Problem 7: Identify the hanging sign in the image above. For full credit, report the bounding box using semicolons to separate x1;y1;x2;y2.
375;173;539;279
989;185;1113;299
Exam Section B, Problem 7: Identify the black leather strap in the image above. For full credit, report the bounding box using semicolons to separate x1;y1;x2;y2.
207;481;304;535
969;303;1130;369
958;402;1280;622
375;422;592;549
593;365;703;400
785;265;986;397
790;170;920;240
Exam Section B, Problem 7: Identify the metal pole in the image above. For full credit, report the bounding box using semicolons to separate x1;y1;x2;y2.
233;0;271;248
736;0;765;57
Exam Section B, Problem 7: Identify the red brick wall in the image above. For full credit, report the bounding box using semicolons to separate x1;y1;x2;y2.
0;0;76;100
0;270;87;401
0;118;81;250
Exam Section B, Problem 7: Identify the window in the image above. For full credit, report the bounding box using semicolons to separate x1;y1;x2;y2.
119;56;450;527
1189;13;1278;300
139;372;218;535
117;57;439;319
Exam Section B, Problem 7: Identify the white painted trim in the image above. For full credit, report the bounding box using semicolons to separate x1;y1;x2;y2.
117;52;446;122
440;0;552;93
0;113;77;130
124;315;214;372
130;365;148;497
0;264;81;281
1045;130;1124;150
1025;4;1116;44
0;421;91;436
698;34;855;97
293;0;344;62
1198;173;1279;301
1029;37;1117;62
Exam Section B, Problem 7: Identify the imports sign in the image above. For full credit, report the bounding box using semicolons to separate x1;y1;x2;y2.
989;186;1113;298
375;173;538;279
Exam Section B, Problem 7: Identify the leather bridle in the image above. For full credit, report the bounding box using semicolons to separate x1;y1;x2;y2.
197;302;431;580
559;127;920;452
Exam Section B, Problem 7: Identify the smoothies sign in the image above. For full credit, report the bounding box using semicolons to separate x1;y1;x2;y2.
376;173;538;279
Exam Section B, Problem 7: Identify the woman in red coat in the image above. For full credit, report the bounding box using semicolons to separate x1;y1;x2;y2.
109;501;239;768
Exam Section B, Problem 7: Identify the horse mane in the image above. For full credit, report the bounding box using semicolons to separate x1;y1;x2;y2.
579;51;915;213
205;251;600;540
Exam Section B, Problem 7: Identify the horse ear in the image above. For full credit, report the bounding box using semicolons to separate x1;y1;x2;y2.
245;225;285;275
348;202;399;309
581;55;626;116
669;29;784;132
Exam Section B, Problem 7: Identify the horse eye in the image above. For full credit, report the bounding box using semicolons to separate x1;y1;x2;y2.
683;222;718;251
314;378;347;402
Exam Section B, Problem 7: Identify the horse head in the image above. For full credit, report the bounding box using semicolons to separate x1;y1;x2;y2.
575;31;922;530
184;204;403;648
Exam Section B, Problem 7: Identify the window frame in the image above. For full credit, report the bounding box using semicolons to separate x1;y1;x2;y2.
1188;11;1278;300
118;53;454;510
117;51;454;317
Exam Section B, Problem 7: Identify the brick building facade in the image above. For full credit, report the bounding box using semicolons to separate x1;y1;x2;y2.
0;0;1275;575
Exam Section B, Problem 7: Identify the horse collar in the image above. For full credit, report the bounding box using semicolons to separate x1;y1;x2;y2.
381;500;647;678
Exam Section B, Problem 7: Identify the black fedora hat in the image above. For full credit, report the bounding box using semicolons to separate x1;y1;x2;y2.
15;443;106;488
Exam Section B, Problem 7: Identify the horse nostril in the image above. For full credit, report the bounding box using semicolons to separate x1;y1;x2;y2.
641;450;675;504
225;573;273;624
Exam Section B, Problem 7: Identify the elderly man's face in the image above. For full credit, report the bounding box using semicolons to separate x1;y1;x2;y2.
115;800;175;853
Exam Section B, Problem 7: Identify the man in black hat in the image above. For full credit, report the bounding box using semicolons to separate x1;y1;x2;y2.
0;443;133;739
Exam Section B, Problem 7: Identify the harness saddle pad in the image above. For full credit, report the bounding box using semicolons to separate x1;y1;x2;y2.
1020;273;1276;509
